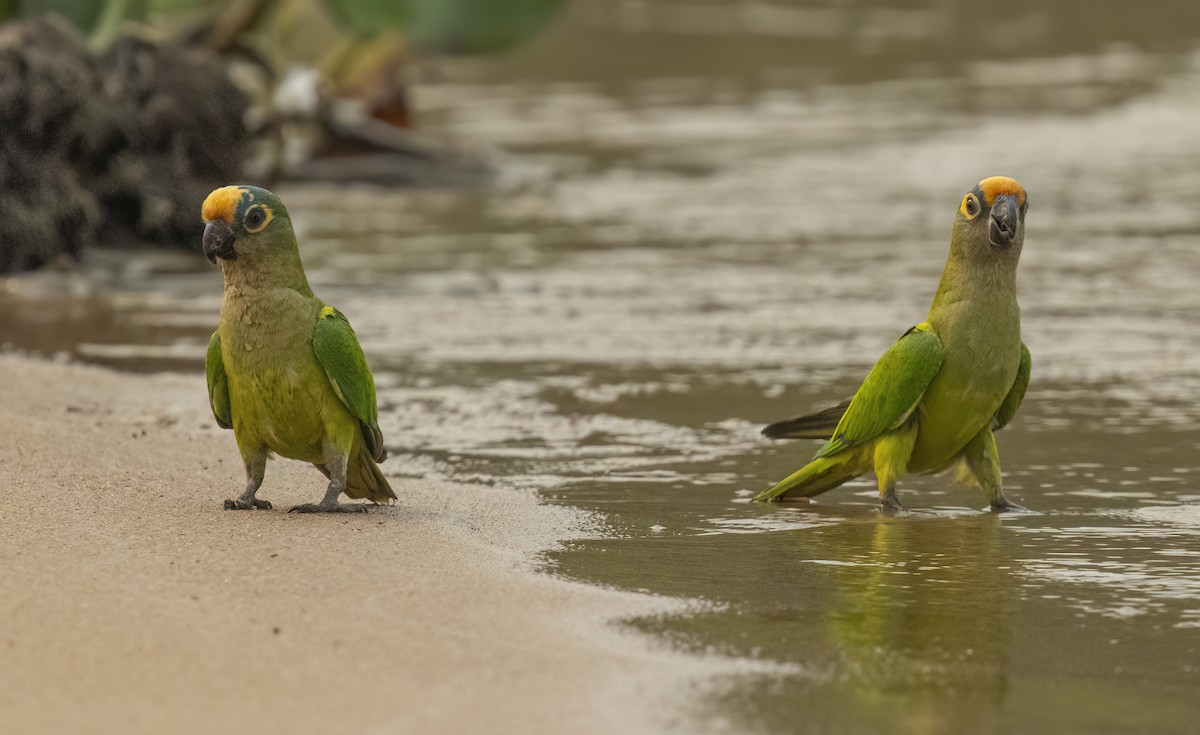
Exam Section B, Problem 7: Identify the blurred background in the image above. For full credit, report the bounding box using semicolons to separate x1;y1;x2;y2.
3;1;1200;733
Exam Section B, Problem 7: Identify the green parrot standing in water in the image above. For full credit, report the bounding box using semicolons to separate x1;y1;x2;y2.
203;185;395;513
757;176;1032;511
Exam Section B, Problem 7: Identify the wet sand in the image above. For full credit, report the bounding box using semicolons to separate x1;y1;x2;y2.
0;355;733;734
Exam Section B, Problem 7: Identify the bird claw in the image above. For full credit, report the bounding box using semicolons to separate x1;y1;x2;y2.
880;490;908;514
288;503;369;514
989;498;1030;513
224;498;272;510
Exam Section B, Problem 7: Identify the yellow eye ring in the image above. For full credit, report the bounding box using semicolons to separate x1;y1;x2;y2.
244;204;273;233
962;193;981;219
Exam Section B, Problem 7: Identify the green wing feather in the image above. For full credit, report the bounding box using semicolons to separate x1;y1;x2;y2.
312;307;386;462
205;331;232;430
816;324;944;458
993;342;1031;431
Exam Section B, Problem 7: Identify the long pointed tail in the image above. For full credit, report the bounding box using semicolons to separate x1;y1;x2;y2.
755;453;861;502
762;398;851;440
344;449;397;504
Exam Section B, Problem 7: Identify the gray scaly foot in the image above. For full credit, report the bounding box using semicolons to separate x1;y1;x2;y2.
288;502;369;514
224;498;273;510
289;453;370;513
989;496;1029;512
880;485;908;513
226;452;270;510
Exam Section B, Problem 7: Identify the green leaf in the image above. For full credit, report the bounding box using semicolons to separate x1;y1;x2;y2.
321;0;565;54
321;0;413;36
19;0;147;33
407;0;565;55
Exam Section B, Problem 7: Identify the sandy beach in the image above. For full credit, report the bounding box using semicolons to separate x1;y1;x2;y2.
0;355;734;734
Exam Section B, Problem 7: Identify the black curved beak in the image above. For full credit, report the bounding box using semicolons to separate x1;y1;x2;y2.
203;219;237;263
988;195;1020;248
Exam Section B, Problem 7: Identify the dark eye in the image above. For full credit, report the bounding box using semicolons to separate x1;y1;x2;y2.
245;208;266;228
964;194;980;218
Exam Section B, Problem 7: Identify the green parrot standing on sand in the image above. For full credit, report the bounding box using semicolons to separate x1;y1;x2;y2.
203;185;396;513
757;176;1031;511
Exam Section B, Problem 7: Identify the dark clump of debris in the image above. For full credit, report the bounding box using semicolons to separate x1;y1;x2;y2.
0;16;249;273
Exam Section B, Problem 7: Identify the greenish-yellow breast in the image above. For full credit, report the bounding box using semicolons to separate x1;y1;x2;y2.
909;295;1021;473
219;287;354;464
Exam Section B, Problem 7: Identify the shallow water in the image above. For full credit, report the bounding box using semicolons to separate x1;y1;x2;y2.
5;4;1200;732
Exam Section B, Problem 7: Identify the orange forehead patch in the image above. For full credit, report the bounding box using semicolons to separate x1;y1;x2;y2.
978;176;1026;206
201;186;252;223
